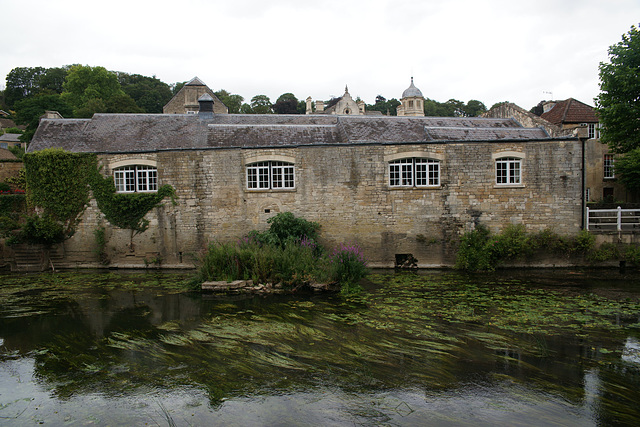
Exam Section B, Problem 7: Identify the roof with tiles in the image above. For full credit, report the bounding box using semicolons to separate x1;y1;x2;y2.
29;113;556;154
0;133;21;142
0;149;18;160
540;98;598;125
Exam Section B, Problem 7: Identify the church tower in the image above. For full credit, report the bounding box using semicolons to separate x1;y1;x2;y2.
397;77;425;116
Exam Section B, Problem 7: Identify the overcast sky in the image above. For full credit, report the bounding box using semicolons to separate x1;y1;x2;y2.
2;0;638;110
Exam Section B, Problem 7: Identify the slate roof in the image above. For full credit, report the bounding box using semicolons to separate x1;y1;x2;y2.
29;113;555;154
541;98;598;125
0;133;21;142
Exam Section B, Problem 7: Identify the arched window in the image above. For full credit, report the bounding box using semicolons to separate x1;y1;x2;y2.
246;161;295;190
389;158;440;187
114;165;158;193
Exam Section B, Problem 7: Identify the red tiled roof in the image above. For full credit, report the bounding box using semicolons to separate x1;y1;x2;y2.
540;98;598;125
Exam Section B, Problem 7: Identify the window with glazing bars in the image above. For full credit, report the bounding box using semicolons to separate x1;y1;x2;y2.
495;157;521;184
114;165;158;192
389;158;440;187
246;161;295;189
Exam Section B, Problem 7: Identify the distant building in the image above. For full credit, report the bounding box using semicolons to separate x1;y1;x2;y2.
306;86;367;115
397;77;425;117
163;77;228;115
0;133;21;150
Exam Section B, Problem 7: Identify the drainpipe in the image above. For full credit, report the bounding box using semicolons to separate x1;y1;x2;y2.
580;135;587;230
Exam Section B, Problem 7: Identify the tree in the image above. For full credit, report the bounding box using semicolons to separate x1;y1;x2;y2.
613;147;640;191
424;98;456;116
214;89;244;114
366;95;400;116
463;100;487;117
240;103;254;114
61;65;126;117
272;93;299;114
596;25;640;154
39;67;69;95
250;95;272;114
118;73;172;113
171;81;186;95
14;94;73;141
4;67;46;107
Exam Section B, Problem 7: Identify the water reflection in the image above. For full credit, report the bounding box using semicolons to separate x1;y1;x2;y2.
1;270;639;425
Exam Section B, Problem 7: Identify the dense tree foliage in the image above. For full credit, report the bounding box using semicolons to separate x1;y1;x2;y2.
596;25;640;154
366;95;400;116
61;65;142;117
272;93;300;114
118;73;172;113
14;94;73;141
3;67;70;108
596;25;640;193
214;89;244;114
250;95;272;114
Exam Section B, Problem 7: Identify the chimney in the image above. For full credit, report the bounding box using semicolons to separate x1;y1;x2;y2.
198;93;215;119
306;96;313;114
316;100;324;113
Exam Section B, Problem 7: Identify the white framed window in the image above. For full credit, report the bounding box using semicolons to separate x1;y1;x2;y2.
246;161;295;190
588;123;599;139
495;157;521;185
114;165;158;193
389;158;440;187
604;154;615;179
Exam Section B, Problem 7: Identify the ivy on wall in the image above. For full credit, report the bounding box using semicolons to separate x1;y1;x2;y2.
23;149;97;243
90;171;176;237
20;149;176;246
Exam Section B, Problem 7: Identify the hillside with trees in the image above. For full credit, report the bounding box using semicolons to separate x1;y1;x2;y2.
1;64;488;143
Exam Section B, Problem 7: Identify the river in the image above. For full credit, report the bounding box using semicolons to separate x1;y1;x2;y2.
1;269;639;426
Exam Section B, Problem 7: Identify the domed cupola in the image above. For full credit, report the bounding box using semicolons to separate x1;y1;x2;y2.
397;77;425;117
402;77;424;99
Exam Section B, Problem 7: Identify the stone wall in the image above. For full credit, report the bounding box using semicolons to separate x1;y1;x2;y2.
56;139;584;269
585;139;638;203
482;102;565;137
0;161;22;183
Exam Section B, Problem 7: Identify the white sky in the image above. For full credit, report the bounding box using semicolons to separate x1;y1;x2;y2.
1;0;638;110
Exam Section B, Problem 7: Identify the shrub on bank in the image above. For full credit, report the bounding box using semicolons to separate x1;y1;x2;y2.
195;213;368;293
455;224;640;272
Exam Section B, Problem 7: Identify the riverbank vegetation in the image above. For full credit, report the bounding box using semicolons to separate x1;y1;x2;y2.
193;212;368;294
455;224;640;271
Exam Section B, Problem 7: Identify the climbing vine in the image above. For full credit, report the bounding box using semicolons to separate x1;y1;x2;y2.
19;149;176;246
90;171;176;240
22;149;97;243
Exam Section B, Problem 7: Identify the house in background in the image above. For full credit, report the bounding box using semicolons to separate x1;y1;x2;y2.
484;98;636;203
305;86;372;116
0;133;22;150
163;77;228;115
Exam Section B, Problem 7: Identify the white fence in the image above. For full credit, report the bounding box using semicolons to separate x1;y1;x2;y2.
586;207;640;231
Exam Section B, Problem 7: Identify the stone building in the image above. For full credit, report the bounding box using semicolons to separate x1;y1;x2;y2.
27;95;584;269
485;99;636;204
163;77;228;115
306;86;367;115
